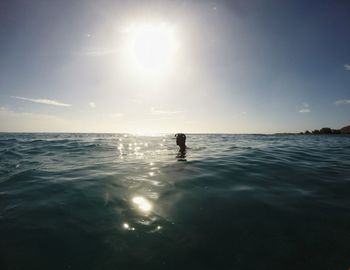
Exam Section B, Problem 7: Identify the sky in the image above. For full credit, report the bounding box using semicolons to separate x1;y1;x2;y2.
0;0;349;133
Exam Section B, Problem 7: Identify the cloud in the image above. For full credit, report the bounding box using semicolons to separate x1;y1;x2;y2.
89;102;96;108
344;64;350;71
150;107;184;115
335;99;350;105
298;103;310;113
12;96;72;107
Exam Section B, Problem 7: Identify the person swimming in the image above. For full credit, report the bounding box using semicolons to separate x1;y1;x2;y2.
175;133;187;160
175;133;187;152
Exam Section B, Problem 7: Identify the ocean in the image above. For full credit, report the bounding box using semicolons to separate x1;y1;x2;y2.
1;133;350;270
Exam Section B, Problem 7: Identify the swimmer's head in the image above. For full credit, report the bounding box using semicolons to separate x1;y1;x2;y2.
175;133;186;147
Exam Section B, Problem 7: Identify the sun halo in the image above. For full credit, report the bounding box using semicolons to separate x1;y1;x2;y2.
125;22;179;76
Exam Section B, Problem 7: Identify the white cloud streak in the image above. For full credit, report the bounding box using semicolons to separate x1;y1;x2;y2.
344;64;350;71
12;96;72;107
298;103;310;113
335;99;350;105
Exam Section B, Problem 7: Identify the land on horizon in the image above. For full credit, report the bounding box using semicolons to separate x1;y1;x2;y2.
275;125;350;135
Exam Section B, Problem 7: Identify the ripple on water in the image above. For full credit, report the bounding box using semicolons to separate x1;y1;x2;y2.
1;133;350;269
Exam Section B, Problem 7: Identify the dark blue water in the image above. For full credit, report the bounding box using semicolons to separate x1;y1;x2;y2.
1;133;350;270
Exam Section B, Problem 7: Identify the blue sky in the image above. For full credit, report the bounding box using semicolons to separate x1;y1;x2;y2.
0;0;349;133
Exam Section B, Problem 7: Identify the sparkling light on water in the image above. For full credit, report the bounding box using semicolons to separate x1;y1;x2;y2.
132;196;152;212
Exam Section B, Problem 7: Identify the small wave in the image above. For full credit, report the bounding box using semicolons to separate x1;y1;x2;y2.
0;133;350;269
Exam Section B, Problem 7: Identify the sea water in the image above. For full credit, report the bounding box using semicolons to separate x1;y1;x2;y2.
1;133;350;270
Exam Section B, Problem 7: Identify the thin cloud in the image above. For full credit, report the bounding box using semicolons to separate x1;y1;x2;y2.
344;64;350;71
89;102;96;108
150;107;184;115
11;96;72;107
335;99;350;105
298;103;310;113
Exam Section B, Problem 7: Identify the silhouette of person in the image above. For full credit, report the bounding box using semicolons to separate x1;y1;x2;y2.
175;133;188;161
175;133;187;160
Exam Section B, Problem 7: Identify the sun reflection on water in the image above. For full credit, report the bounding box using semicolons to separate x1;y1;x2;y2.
132;196;152;212
122;223;135;231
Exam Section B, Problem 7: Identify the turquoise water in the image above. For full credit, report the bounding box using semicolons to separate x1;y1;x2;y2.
1;133;350;270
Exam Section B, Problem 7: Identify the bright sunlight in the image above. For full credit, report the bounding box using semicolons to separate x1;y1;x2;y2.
125;22;179;75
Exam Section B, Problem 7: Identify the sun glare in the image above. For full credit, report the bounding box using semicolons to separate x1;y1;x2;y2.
132;196;152;213
126;22;179;75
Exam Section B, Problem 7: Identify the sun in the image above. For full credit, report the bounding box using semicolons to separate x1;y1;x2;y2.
126;22;178;74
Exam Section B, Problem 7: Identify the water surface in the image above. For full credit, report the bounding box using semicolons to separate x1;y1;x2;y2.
1;133;350;270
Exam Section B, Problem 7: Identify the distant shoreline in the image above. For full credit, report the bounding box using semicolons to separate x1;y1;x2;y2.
275;125;350;135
